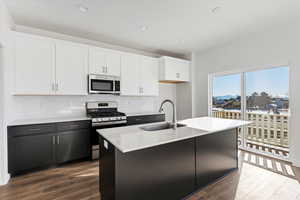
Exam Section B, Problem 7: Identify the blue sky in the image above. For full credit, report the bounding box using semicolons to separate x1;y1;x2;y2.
213;66;289;97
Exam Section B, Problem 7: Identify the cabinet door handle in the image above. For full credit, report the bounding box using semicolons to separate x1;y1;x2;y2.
56;83;59;91
105;66;108;73
52;136;56;145
176;73;180;78
57;136;60;145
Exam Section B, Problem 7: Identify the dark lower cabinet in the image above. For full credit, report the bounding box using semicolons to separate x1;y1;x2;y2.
100;137;196;200
8;133;56;173
99;128;238;200
8;120;91;176
126;114;165;126
56;129;90;164
196;129;238;189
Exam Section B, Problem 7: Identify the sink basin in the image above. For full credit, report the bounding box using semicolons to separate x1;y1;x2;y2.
140;122;186;132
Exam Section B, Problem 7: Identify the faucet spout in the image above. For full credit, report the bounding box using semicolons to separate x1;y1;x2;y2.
159;99;177;129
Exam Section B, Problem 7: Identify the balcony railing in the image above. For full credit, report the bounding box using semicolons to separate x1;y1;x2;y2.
212;109;289;149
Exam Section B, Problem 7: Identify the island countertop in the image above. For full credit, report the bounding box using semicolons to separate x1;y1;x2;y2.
97;117;252;153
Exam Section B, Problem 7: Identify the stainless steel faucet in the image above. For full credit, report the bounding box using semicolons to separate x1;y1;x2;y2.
159;99;177;129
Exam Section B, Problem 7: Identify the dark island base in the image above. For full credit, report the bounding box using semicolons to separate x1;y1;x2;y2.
99;128;238;200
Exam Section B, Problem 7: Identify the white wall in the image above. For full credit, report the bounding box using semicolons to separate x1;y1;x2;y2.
0;0;14;185
193;20;300;166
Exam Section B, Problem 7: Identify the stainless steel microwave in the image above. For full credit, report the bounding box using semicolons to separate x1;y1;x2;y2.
88;74;120;94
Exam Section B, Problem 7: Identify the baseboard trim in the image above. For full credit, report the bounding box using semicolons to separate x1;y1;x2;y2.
0;173;10;185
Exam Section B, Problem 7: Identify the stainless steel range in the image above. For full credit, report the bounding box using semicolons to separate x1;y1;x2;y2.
86;101;127;159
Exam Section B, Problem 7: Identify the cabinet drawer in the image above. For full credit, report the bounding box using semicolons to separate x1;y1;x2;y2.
127;114;165;126
57;120;91;132
8;124;56;137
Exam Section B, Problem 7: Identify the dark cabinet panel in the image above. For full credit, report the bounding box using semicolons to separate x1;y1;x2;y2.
57;121;91;132
8;120;91;176
127;114;165;126
56;129;90;164
99;137;195;200
196;129;238;189
8;133;55;174
8;123;56;137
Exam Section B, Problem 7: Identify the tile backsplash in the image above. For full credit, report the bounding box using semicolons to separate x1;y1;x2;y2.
6;84;177;122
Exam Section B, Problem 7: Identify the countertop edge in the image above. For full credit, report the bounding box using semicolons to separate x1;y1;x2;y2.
98;120;252;153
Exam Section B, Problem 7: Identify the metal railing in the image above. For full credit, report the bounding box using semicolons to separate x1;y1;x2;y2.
212;109;289;148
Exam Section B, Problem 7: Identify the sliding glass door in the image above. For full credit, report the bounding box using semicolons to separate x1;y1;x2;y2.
245;67;289;158
211;74;243;147
210;66;290;159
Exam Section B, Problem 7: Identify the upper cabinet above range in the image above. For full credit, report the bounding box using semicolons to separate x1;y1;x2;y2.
89;47;121;76
159;56;190;83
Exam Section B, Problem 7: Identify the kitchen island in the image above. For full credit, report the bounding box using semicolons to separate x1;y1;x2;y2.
97;117;251;200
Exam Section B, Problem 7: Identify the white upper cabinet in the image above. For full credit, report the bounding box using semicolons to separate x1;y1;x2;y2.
14;32;158;96
159;56;190;82
139;56;159;96
89;47;121;76
14;32;55;95
14;32;88;96
120;53;139;96
55;40;88;95
105;49;121;76
121;53;159;96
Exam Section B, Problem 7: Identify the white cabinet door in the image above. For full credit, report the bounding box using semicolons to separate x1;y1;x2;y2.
15;33;55;95
159;56;190;82
120;53;139;96
164;58;178;81
139;56;159;96
89;47;106;75
176;60;190;82
89;47;121;76
55;40;88;95
105;49;121;76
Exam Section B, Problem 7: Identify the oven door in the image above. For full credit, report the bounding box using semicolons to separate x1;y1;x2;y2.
89;77;114;94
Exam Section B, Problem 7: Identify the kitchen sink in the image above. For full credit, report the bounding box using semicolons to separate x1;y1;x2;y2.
140;122;186;132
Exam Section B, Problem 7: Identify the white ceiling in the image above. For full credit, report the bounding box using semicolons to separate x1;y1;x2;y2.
4;0;300;57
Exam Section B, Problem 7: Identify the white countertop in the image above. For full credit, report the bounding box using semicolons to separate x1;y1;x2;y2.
8;116;91;126
97;117;252;153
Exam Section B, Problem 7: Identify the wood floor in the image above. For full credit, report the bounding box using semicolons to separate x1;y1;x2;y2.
1;151;300;200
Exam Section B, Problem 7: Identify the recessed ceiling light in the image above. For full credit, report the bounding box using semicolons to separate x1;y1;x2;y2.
79;5;88;13
211;6;221;13
140;25;148;32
